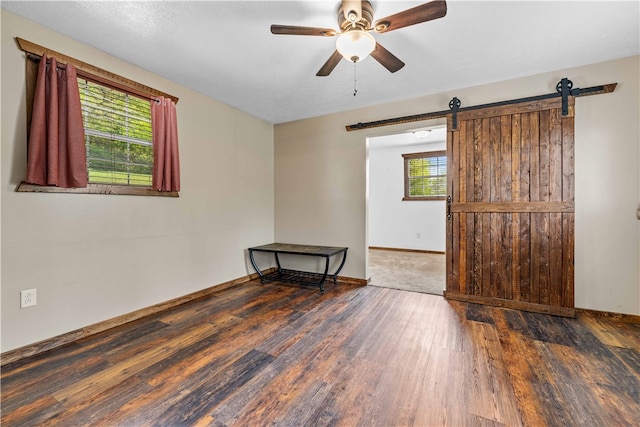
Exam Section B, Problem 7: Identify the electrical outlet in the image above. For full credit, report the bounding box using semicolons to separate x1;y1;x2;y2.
21;289;37;308
416;233;421;239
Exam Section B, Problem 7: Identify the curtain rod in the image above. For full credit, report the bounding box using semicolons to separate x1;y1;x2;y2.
26;54;161;104
16;37;179;104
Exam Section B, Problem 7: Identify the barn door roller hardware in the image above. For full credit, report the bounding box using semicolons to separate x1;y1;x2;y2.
448;97;461;130
345;78;617;132
556;78;602;116
557;78;573;116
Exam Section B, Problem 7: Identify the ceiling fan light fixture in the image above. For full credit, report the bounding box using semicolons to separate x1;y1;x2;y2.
336;30;376;62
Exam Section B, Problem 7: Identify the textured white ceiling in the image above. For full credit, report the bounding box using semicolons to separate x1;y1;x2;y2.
3;1;639;124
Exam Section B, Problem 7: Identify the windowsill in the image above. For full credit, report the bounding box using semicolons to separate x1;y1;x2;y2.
16;182;179;197
402;196;446;201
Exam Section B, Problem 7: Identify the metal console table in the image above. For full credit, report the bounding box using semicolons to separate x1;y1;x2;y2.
248;243;348;291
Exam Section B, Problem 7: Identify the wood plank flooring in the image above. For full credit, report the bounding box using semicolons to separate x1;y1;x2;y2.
2;280;639;426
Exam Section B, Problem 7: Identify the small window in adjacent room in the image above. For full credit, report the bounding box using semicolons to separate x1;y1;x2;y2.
402;150;447;200
78;79;153;187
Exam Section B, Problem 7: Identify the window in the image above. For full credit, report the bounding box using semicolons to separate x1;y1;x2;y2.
403;150;447;200
78;79;153;187
17;37;180;196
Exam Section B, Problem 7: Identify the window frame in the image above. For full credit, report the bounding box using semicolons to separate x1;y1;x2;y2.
402;150;447;201
15;37;179;197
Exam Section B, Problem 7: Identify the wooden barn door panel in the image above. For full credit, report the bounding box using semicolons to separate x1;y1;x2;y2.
446;97;575;316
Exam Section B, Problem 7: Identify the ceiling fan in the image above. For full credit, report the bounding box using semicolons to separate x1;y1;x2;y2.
270;0;447;76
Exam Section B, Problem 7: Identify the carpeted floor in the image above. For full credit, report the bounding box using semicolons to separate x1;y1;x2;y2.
368;248;445;295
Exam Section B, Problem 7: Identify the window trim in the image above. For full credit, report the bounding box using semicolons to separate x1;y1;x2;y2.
16;38;178;104
16;37;179;197
402;150;447;201
16;182;178;197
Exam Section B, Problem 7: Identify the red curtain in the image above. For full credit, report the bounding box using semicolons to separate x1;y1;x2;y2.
151;97;180;192
26;54;87;188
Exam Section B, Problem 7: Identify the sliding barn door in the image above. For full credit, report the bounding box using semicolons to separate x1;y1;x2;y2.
445;98;575;316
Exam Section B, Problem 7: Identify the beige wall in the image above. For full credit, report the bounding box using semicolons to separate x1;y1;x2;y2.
1;11;275;352
275;55;640;315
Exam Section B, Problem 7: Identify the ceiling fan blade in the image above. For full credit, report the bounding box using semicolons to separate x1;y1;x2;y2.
270;25;337;37
342;0;363;24
374;0;447;33
370;43;405;73
316;50;343;76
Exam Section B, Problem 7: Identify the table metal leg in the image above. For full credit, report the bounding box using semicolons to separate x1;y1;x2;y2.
331;249;348;283
248;249;265;283
318;256;331;291
274;252;282;277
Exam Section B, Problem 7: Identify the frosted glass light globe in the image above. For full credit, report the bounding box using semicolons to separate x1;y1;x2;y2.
336;30;376;62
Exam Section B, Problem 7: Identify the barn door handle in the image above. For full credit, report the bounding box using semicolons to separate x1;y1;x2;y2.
447;195;452;220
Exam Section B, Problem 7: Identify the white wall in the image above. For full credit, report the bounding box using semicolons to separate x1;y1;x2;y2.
1;11;275;352
275;55;640;316
368;129;446;252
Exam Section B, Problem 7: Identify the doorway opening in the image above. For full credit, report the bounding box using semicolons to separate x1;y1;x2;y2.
367;124;447;295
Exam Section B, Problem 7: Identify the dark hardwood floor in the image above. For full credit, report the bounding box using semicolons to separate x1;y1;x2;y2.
1;280;639;426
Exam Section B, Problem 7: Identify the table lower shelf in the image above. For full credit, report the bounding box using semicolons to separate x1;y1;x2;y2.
260;269;337;290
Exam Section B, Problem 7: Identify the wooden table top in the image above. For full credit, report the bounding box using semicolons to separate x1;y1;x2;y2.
248;243;348;257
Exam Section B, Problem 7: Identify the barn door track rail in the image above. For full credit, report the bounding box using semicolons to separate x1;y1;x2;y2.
345;78;616;132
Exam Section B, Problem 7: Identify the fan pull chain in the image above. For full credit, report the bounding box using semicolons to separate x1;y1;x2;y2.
353;60;357;96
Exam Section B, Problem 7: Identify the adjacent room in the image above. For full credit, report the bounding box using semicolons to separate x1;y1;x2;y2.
368;125;447;295
1;1;639;425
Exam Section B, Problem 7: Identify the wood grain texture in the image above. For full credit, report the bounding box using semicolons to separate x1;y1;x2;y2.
457;97;568;122
451;201;574;213
16;182;179;197
445;291;575;317
447;99;575;314
2;282;638;426
0;269;276;365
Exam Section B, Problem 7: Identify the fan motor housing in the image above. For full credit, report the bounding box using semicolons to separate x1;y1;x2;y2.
338;0;374;31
